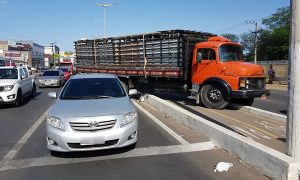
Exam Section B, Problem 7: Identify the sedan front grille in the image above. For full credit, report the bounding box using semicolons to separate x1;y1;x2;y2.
69;119;117;131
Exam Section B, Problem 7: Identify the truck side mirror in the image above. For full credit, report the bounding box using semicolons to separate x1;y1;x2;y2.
196;52;202;63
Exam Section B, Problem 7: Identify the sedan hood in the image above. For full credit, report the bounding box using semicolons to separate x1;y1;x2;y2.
49;97;134;118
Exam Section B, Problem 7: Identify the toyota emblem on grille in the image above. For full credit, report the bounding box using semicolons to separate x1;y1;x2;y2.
89;121;98;127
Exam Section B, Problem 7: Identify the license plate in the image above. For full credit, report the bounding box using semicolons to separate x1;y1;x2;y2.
80;137;104;145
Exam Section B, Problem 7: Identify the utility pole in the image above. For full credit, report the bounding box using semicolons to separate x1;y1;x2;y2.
50;42;56;68
96;3;113;38
245;20;259;64
287;0;300;160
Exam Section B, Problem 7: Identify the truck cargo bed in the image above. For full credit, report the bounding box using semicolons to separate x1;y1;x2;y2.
74;30;214;80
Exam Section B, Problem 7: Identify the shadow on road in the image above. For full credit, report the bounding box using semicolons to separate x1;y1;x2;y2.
50;145;136;158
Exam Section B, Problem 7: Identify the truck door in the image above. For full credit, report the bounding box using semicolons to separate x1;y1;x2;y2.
192;48;217;83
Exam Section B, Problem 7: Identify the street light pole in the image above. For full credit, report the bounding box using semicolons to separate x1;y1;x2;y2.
96;3;113;38
245;20;259;64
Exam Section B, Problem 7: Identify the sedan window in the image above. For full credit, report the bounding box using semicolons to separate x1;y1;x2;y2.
43;71;59;76
60;78;126;99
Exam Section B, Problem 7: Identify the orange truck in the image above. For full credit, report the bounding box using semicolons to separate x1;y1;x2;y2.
74;30;267;109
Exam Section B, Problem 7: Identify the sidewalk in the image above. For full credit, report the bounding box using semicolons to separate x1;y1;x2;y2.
266;82;288;91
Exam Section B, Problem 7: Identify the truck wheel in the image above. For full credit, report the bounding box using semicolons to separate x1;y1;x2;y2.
14;90;23;107
200;84;229;109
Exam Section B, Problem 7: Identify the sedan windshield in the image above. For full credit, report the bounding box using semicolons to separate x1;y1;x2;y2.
43;71;59;76
60;78;126;99
219;44;243;62
0;69;18;79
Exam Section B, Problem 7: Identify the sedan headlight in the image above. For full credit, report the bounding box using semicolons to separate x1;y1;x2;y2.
121;112;137;127
47;116;65;131
3;85;14;91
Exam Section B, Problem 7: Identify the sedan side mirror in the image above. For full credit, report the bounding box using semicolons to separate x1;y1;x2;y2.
48;92;57;99
128;89;138;96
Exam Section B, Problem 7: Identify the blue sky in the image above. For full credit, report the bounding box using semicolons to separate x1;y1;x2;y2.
0;0;289;51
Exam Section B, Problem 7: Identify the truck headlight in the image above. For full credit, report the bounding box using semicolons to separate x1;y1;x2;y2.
239;78;250;89
121;112;137;127
4;85;14;91
47;116;65;131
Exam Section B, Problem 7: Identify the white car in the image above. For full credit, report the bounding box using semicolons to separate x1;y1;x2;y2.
0;65;36;107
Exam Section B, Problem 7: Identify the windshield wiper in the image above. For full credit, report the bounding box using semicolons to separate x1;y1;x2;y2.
60;96;81;99
61;95;113;100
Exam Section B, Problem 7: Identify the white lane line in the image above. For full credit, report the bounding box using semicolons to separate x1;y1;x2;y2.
0;107;50;164
0;142;215;172
133;101;189;145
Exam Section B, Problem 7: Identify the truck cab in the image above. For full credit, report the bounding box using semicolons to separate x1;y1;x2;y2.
191;36;266;109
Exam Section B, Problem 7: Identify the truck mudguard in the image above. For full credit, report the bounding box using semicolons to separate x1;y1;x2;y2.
201;77;232;100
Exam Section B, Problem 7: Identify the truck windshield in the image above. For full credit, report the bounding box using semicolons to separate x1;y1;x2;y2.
0;69;18;79
219;45;243;62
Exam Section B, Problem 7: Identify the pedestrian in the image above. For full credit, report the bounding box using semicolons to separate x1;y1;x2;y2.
268;65;275;84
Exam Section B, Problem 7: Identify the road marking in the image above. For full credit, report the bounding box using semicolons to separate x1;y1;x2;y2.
239;110;286;125
234;126;260;140
206;109;278;139
133;101;190;145
0;142;215;172
0;107;49;165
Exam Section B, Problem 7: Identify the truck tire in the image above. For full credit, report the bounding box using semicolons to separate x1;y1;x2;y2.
200;84;229;109
14;90;23;107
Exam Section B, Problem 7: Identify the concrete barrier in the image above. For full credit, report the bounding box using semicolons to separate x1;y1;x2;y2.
143;94;300;180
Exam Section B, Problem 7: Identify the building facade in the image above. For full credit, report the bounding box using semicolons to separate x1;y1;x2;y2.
44;45;59;68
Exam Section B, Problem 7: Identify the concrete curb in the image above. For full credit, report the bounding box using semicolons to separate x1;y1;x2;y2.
232;104;287;122
143;94;300;180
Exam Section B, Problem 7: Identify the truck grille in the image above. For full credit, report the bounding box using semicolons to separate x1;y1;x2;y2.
248;78;266;89
69;119;117;131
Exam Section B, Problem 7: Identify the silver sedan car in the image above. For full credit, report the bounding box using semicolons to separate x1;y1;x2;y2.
46;73;138;152
38;69;65;88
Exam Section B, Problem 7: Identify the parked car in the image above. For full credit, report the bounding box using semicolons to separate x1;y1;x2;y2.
46;73;138;152
38;69;65;88
58;67;72;80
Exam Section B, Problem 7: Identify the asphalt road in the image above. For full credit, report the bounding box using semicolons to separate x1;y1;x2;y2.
253;89;288;115
153;91;286;153
0;88;267;180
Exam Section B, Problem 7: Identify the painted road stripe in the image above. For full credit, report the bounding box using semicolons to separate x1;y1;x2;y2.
0;142;215;172
133;101;189;145
0;107;50;164
206;109;278;139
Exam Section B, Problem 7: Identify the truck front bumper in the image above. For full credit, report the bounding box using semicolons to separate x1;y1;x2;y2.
231;89;270;99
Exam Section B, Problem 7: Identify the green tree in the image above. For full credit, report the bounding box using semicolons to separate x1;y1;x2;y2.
257;7;290;60
239;32;255;61
221;33;240;43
